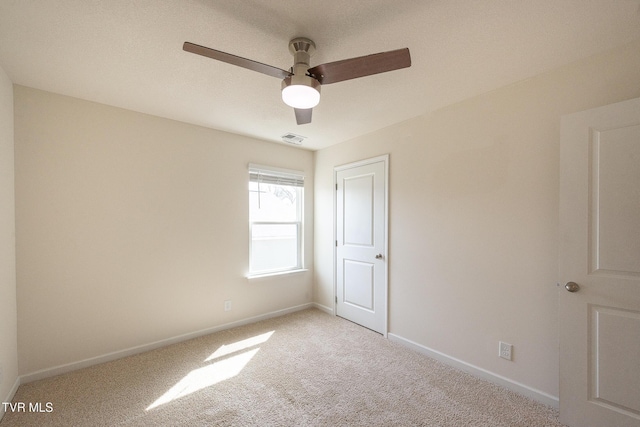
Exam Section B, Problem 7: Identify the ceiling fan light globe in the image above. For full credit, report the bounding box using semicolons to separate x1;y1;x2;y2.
282;84;320;109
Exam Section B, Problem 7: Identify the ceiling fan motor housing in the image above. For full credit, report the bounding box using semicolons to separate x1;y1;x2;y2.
281;37;321;108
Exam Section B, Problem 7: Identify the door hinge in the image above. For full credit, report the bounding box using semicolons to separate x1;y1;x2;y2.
335;295;338;304
336;183;338;190
336;240;338;247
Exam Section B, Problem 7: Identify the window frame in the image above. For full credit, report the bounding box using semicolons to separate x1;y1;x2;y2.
248;164;304;277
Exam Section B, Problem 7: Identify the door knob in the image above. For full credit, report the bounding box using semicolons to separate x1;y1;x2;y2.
565;282;580;293
375;254;384;259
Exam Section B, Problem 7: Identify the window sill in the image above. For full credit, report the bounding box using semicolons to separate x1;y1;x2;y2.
247;269;308;281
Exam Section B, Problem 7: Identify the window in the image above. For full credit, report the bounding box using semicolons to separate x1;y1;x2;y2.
248;164;304;276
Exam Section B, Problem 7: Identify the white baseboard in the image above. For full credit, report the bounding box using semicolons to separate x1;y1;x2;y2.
387;333;559;409
21;303;314;384
0;376;21;421
312;302;334;315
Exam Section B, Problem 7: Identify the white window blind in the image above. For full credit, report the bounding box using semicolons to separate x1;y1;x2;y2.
248;164;304;187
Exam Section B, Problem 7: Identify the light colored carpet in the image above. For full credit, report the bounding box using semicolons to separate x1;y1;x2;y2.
1;309;564;426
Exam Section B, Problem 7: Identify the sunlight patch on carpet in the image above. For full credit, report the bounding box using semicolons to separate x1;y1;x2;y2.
146;331;274;410
205;331;274;361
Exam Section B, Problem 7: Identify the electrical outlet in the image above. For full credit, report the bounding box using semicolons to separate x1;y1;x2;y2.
499;341;513;361
224;300;232;311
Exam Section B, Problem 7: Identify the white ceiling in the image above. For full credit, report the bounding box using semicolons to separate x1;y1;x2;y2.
1;1;639;150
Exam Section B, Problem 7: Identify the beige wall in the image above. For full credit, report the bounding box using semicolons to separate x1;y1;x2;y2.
0;66;18;406
14;86;314;375
314;39;640;399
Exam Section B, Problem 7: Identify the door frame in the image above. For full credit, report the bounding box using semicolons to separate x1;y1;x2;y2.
333;154;389;337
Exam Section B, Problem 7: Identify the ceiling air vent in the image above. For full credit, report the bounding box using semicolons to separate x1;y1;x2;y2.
281;133;306;145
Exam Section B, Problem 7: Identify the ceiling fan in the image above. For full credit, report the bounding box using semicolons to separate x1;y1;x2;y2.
183;38;411;125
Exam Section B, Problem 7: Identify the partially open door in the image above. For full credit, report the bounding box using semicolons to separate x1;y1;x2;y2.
559;98;640;427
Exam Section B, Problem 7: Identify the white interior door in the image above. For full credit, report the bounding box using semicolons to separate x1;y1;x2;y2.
335;155;387;335
559;97;640;427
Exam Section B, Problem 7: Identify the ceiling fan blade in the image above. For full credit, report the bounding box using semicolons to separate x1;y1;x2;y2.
308;48;411;85
183;42;292;80
295;108;312;125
